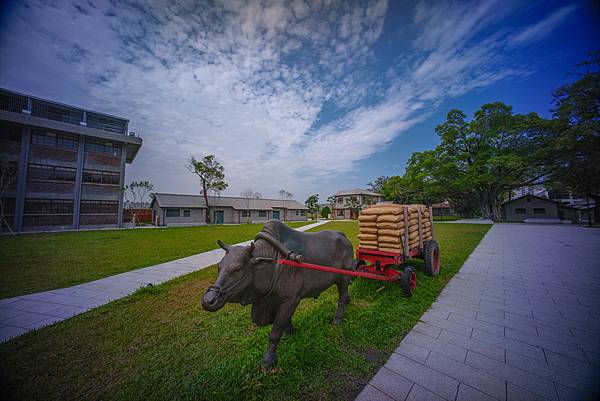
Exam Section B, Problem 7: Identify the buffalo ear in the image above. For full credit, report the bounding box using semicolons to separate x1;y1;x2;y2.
217;240;230;251
250;257;275;266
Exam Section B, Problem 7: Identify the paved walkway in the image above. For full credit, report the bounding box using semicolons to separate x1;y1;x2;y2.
356;223;600;401
0;220;330;343
441;218;494;224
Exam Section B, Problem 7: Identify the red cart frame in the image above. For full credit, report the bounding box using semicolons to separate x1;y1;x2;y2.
276;206;437;295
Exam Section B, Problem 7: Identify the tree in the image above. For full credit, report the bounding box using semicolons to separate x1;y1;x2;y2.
278;189;293;221
305;194;320;219
187;155;228;224
367;176;389;194
122;180;154;227
381;103;553;218
344;197;361;219
321;205;331;218
327;195;336;219
123;180;154;208
0;161;18;233
241;188;255;223
547;53;600;224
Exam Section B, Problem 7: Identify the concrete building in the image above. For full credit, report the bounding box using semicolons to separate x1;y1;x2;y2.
331;189;384;219
0;88;142;232
150;193;308;226
501;194;560;222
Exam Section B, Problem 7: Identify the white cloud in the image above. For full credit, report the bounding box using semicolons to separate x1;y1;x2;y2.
0;0;574;201
509;5;578;46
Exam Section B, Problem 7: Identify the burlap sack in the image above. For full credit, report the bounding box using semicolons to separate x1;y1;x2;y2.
361;205;403;215
358;233;377;240
376;222;403;229
359;244;378;250
376;214;402;223
360;239;378;245
378;235;402;244
358;214;377;222
360;227;378;234
379;246;403;253
359;222;377;228
378;228;402;236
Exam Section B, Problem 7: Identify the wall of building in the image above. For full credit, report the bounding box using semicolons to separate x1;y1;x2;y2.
157;206;206;226
503;197;559;221
285;209;308;221
0;120;129;232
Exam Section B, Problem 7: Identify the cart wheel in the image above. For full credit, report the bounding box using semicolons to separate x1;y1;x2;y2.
423;240;440;277
401;266;417;297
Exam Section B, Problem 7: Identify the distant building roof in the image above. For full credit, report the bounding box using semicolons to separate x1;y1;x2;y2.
334;189;382;197
432;202;453;209
151;193;307;210
501;194;558;206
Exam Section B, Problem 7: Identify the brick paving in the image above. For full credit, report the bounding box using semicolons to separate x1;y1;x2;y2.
0;220;330;343
356;223;600;401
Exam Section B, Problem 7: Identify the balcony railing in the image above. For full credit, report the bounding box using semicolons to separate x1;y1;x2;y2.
0;89;129;135
0;92;28;113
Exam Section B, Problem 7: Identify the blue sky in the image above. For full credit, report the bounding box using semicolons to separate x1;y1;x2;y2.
1;0;598;202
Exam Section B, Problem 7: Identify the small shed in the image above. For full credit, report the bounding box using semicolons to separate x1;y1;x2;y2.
501;194;559;222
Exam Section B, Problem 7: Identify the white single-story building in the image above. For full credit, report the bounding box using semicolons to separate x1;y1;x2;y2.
150;193;308;226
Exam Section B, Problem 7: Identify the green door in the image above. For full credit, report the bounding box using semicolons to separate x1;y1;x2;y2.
214;210;224;224
272;210;280;220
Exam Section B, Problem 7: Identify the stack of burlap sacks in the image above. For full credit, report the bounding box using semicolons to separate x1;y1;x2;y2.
358;204;432;254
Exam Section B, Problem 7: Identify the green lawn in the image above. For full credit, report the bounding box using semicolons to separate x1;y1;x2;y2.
0;222;490;401
0;222;311;299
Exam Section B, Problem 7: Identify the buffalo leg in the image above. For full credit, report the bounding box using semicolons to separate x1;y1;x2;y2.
332;277;351;325
283;321;295;335
263;299;299;367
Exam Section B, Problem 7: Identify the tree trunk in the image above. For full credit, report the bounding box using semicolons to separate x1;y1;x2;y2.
586;197;592;227
203;182;211;224
594;195;600;225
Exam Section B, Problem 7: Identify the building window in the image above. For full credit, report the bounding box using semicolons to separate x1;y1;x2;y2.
0;123;22;142
337;197;343;203
337;210;345;217
515;208;526;214
28;164;76;182
83;169;120;185
80;200;118;214
258;210;267;217
533;208;546;214
295;210;299;216
166;209;180;218
183;209;191;217
85;139;122;157
31;130;78;151
241;210;250;217
300;210;306;216
24;199;74;215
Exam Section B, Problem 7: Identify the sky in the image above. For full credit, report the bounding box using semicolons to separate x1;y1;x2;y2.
1;0;599;202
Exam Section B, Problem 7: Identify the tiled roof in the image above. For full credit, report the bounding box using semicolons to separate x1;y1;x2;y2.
334;189;382;197
152;193;307;210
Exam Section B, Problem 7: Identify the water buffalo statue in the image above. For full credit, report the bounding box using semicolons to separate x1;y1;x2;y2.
201;220;354;367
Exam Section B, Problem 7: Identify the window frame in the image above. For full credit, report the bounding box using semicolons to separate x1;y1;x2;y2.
183;209;191;218
515;208;526;214
165;208;180;218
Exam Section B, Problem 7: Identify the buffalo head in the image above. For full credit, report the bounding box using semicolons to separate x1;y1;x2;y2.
201;240;274;311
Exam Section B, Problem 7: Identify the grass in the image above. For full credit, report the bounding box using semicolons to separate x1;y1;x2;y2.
0;221;311;299
0;221;490;401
